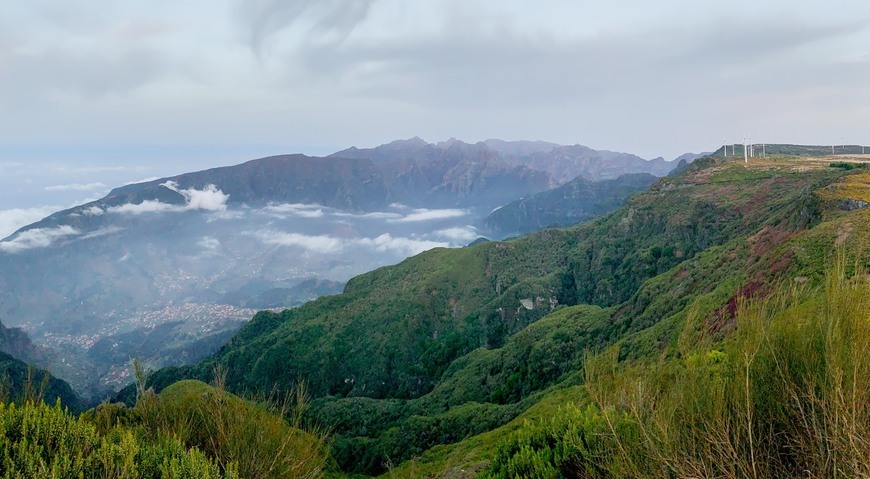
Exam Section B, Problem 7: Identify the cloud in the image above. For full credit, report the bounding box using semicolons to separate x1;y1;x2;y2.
263;203;325;218
331;210;403;220
80;226;123;240
354;234;446;255
44;182;107;192
163;182;229;212
207;210;246;221
0;225;80;253
81;206;105;216
108;183;229;215
391;208;468;223
433;226;479;242
108;200;181;215
198;236;221;250
256;231;344;253
240;0;379;54
0;206;59;239
3;2;869;163
253;230;446;256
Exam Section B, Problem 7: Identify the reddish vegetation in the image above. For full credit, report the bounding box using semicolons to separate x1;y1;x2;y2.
708;281;762;334
708;248;795;334
748;226;795;257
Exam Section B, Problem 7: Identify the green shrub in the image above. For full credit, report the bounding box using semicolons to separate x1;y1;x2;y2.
0;400;229;479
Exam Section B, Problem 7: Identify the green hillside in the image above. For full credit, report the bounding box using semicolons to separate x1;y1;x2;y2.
0;351;81;411
128;155;869;476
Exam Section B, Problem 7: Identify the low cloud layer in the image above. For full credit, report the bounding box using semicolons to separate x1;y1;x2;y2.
254;229;448;256
355;233;447;256
0;225;80;253
259;203;468;223
0;206;60;239
80;226;124;240
165;182;229;212
107;183;229;215
257;231;345;253
433;226;479;242
391;208;468;223
263;203;325;218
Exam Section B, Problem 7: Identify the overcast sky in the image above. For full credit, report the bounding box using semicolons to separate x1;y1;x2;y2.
2;0;870;231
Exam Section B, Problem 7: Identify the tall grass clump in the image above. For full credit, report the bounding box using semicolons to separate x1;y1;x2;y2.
126;367;330;479
484;256;870;478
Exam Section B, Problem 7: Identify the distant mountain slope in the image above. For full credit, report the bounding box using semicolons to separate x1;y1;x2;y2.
481;139;560;156
502;144;677;184
482;173;658;236
0;319;44;365
0;350;80;409
331;138;551;208
96;154;390;212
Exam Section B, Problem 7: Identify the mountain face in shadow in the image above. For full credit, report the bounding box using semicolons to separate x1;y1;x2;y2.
482;173;660;236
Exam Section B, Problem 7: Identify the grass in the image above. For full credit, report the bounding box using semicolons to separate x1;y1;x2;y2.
816;171;870;203
483;254;870;478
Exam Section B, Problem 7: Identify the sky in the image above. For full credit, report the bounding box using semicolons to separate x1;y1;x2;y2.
2;0;870;235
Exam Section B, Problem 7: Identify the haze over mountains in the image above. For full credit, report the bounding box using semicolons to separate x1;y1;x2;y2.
0;137;689;398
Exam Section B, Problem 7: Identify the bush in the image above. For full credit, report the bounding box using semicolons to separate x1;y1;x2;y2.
0;400;229;479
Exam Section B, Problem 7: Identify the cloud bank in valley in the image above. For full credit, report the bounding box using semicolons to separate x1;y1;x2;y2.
253;229;450;256
259;203;468;223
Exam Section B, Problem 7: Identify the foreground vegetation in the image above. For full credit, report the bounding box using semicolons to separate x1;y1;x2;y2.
484;258;869;478
0;371;329;478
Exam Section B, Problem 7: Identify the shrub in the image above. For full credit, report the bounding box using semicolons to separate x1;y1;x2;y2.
0;400;229;479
